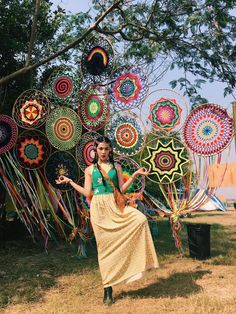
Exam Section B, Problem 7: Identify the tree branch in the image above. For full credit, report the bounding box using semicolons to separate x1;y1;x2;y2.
25;0;41;67
145;0;158;26
0;0;124;86
95;24;127;35
120;29;144;41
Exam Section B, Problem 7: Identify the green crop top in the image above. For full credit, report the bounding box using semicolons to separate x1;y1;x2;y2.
92;165;118;195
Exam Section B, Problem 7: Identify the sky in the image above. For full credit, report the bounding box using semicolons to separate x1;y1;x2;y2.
52;0;236;199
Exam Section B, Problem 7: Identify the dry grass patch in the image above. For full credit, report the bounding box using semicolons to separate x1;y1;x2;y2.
1;209;236;314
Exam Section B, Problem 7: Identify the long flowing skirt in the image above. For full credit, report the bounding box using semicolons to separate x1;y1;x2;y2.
90;193;159;287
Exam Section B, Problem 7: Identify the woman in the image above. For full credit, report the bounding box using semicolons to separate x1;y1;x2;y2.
56;136;159;305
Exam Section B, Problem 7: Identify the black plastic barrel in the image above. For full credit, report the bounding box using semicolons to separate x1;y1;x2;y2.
186;223;211;260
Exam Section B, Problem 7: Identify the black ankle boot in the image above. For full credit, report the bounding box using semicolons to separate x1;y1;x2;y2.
103;286;113;305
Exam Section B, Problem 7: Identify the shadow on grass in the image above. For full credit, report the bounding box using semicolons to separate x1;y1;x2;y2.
116;270;211;300
0;219;235;308
0;238;98;308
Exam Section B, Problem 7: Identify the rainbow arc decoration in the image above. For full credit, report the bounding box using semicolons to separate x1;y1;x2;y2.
78;85;110;131
81;35;114;84
46;107;82;151
45;66;81;107
109;65;149;110
183;103;234;156
148;97;182;131
142;137;189;184
86;47;108;68
13;90;50;129
0;115;18;155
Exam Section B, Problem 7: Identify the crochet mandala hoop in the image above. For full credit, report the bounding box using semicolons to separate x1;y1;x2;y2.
76;131;100;172
13;89;50;129
81;35;114;85
0;115;18;155
109;65;149;110
148;97;182;131
46;107;82;151
105;112;145;156
45;151;80;191
183;103;234;156
45;66;81;107
15;129;51;170
141;136;190;184
142;89;188;132
78;85;110;131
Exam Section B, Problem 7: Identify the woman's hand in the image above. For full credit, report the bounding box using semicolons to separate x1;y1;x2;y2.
55;175;72;185
133;167;149;178
121;166;149;193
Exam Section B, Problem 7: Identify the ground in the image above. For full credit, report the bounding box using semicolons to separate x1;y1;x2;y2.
0;208;235;314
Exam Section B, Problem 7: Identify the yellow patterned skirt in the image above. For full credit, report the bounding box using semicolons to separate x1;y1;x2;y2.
90;193;159;287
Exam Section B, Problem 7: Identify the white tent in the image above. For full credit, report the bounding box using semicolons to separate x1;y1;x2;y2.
197;191;226;211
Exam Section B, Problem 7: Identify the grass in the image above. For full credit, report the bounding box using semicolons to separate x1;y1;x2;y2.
208;224;236;265
0;210;236;313
0;239;98;308
153;218;236;265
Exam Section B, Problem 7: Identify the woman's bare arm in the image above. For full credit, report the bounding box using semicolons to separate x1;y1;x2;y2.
55;166;93;197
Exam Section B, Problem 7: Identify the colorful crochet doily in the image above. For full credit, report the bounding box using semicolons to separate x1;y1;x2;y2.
142;137;189;184
148;97;182;131
46;107;82;150
0;115;18;155
15;129;51;170
109;65;149;110
45;66;81;107
142;89;188;132
44;151;80;191
105;112;145;156
183;103;234;156
76;131;100;172
13;90;50;129
78;85;110;131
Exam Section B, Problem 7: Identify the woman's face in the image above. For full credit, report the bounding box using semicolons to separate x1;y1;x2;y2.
95;142;112;162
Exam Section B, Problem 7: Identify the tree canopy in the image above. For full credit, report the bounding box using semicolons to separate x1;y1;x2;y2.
1;0;235;112
0;0;65;111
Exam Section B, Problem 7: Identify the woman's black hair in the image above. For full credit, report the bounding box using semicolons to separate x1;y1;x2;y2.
92;136;113;164
92;136;121;191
